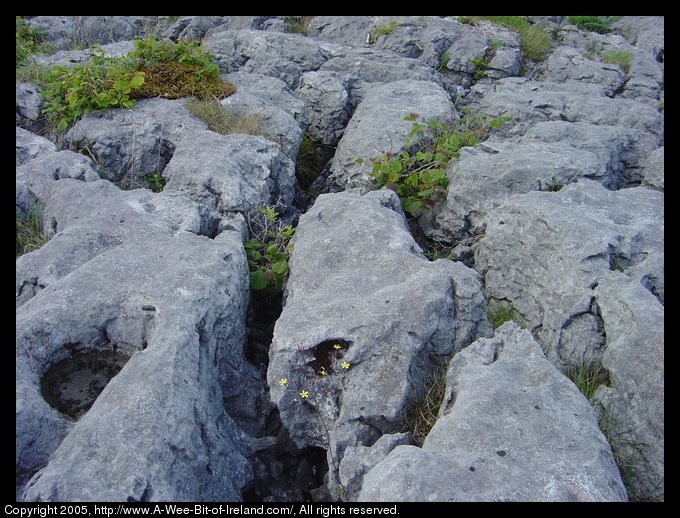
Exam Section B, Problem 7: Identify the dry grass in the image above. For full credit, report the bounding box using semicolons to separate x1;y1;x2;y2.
186;97;264;136
16;203;48;257
405;365;448;446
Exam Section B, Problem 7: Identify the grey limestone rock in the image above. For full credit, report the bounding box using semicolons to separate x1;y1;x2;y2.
544;47;626;97
19;228;253;501
34;40;136;69
16;83;44;132
641;146;664;191
16;179;205;309
268;189;491;498
359;323;627;502
16;127;56;167
27;16;140;51
203;29;330;89
162;130;296;217
426;141;608;242
611;16;664;62
327;80;453;193
220;73;305;159
474;180;663;500
65;98;207;184
163;16;229;41
295;71;351;146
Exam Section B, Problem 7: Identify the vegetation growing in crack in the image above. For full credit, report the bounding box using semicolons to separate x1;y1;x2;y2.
487;302;522;329
283;16;315;35
566;361;611;402
568;16;621;34
38;35;235;133
459;16;552;62
186;97;264;136
245;205;295;294
16;16;54;67
369;21;399;43
601;50;632;73
364;108;510;217
404;364;448;446
16;203;48;257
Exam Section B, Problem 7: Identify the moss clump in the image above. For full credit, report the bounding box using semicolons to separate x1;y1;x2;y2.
131;62;236;100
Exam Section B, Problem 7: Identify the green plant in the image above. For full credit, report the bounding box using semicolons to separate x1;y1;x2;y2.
460;16;552;62
487;303;522;329
367;109;510;216
129;35;219;77
245;206;295;293
436;51;450;73
16;203;48;257
566;362;610;401
568;16;612;34
15;61;53;88
295;133;321;190
470;56;491;79
404;364;448;446
601;50;632;73
41;49;145;132
16;16;46;67
130;61;235;100
185;97;263;136
369;20;399;43
283;16;315;35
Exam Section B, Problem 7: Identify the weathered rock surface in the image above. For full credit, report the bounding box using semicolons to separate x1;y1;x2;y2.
220;73;305;159
65;98;207;184
162;130;296;217
641;146;664;191
203;29;331;89
16;179;205;309
27;16;141;50
474;180;663;500
472;78;663;140
19;228;253;501
163;16;229;41
16;83;44;132
295;71;351;146
611;16;664;62
34;40;136;69
327;80;453;192
544;47;626;97
359;323;627;502
268;189;491;498
16;127;56;167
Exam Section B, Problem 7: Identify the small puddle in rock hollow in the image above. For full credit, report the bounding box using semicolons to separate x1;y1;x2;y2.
41;350;131;420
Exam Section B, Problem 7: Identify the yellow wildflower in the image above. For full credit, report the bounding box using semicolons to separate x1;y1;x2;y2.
341;361;350;369
300;390;309;398
279;378;287;386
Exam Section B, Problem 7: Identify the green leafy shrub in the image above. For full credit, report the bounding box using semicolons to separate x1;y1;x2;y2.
16;203;48;257
601;50;632;73
185;97;263;136
367;109;510;216
460;16;552;62
470;56;491;79
568;16;611;34
41;49;145;132
369;20;399;43
16;16;43;67
129;36;220;77
39;36;235;132
245;206;295;293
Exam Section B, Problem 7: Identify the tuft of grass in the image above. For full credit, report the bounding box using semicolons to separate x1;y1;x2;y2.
16;203;48;257
459;16;551;62
405;365;448;446
568;16;612;34
487;303;522;329
295;133;321;190
283;16;315;35
15;61;54;88
601;50;632;73
566;362;610;401
186;97;264;136
436;51;450;73
369;20;399;44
